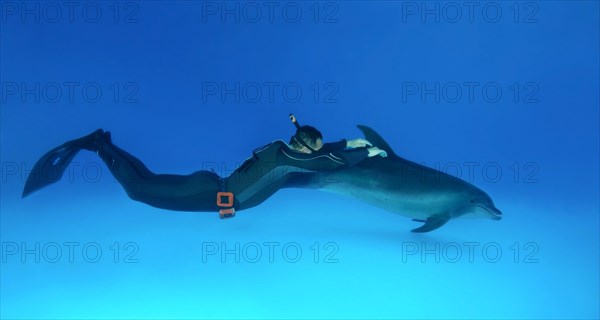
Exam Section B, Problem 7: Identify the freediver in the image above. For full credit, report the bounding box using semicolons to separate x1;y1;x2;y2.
22;115;388;218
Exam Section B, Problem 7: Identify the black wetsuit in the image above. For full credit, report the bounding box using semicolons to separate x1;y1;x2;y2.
93;136;368;213
227;140;368;211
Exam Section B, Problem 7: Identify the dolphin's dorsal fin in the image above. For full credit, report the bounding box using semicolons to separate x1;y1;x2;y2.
356;125;398;158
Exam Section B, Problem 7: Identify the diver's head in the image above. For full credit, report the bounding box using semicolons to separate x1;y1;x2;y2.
289;125;323;154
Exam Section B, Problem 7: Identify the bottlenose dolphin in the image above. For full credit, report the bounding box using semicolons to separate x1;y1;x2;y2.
307;125;502;232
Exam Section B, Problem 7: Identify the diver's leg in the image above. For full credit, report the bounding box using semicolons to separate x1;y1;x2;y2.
24;130;222;212
94;132;153;183
92;132;222;212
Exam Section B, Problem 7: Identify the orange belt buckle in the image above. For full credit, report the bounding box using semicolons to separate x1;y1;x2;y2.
217;192;235;219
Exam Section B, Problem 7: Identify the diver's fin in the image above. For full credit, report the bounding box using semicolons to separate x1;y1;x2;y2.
356;125;398;158
411;214;451;233
22;129;103;198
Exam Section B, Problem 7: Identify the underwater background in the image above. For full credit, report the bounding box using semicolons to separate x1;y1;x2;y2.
1;1;598;319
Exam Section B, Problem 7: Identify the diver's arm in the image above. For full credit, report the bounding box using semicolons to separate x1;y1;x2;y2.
334;148;370;167
278;146;369;171
319;139;373;152
320;140;347;153
279;147;350;171
333;146;387;166
321;138;372;153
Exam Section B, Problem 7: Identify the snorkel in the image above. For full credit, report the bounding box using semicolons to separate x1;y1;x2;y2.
289;114;320;153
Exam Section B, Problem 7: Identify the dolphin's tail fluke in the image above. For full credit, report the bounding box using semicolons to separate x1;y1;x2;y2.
22;129;104;198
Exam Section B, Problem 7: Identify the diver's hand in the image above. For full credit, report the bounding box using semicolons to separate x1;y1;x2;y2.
347;138;373;149
367;147;388;158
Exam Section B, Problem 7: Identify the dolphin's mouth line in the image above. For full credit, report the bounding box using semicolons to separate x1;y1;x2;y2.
479;205;502;219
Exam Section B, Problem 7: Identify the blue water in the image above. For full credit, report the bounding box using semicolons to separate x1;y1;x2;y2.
1;1;599;319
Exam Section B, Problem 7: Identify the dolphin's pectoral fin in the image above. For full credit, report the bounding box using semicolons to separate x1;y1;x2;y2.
411;214;451;233
412;219;427;222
